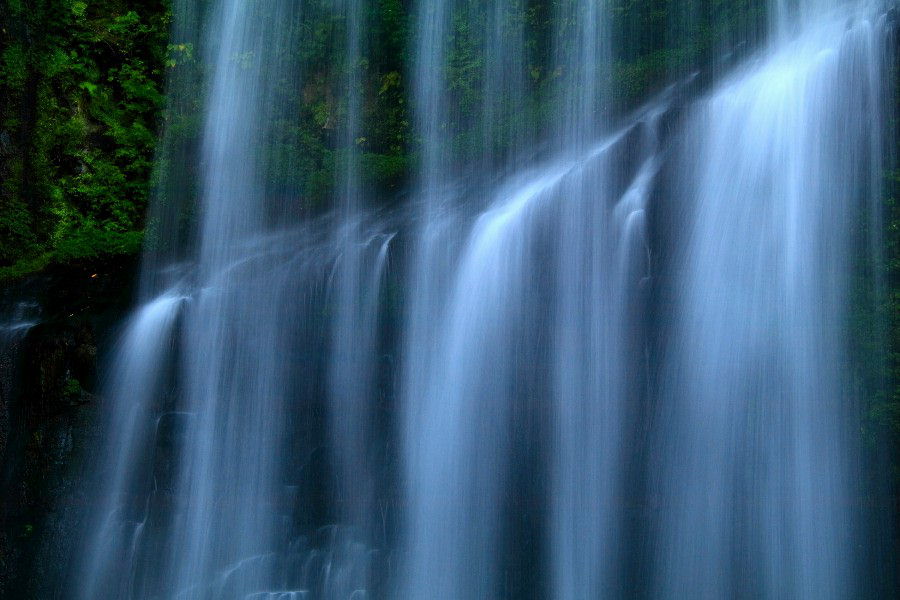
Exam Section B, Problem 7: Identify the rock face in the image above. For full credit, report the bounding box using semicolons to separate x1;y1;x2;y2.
0;255;138;598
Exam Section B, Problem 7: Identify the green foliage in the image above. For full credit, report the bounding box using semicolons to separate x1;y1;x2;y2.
254;0;414;210
614;49;686;104
63;376;83;399
361;152;410;196
0;0;170;275
852;51;900;491
447;13;484;121
0;225;142;282
877;166;900;464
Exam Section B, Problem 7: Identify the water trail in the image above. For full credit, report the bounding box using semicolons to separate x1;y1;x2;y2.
553;0;611;150
399;97;668;597
400;0;459;476
545;3;651;598
77;0;307;596
78;295;184;598
399;2;535;596
551;124;661;599
327;5;395;595
654;3;892;597
161;0;301;593
0;301;40;513
327;219;392;593
401;163;567;599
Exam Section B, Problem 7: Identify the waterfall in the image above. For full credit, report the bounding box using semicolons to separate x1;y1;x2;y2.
70;0;896;599
326;1;392;590
78;0;319;596
79;295;184;598
653;3;893;597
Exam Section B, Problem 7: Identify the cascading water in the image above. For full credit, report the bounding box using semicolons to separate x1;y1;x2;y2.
78;295;184;597
326;0;394;587
653;3;893;597
398;1;532;596
76;0;325;596
69;0;896;599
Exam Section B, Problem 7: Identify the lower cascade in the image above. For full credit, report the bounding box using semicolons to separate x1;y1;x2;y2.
5;0;889;598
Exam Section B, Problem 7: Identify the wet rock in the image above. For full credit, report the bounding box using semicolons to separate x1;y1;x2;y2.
0;255;138;597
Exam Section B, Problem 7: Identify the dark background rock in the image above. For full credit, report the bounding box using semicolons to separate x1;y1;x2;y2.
0;254;138;598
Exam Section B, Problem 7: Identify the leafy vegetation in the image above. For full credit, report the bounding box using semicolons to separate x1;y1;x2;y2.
0;0;778;278
0;0;168;279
